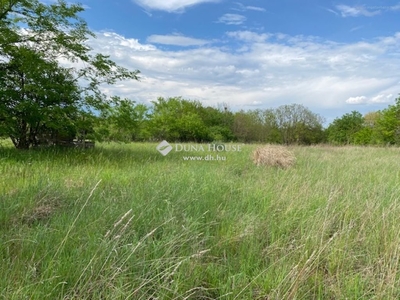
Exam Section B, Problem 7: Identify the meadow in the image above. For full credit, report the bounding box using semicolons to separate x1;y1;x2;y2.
1;140;400;299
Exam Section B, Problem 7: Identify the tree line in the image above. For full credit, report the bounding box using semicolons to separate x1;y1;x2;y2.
78;95;400;146
326;98;400;145
92;97;326;145
1;1;399;149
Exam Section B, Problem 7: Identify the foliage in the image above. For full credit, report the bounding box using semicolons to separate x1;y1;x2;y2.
375;97;400;145
232;105;324;144
326;97;400;146
149;97;223;142
353;127;373;145
0;0;139;149
232;110;262;143
0;47;81;148
326;111;365;145
274;104;325;145
198;105;235;142
95;97;150;143
143;98;236;143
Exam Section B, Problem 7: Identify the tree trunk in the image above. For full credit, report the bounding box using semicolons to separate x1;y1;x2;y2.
14;121;30;149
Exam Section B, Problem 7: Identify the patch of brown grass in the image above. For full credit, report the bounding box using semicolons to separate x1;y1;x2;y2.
22;204;56;225
21;196;63;226
252;145;296;168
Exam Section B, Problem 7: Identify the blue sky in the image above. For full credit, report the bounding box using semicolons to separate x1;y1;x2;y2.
68;0;400;123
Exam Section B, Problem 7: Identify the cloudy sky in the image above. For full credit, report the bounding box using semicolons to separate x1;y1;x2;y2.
75;0;400;123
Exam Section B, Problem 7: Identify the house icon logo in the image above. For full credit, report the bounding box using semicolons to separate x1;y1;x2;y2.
156;140;173;156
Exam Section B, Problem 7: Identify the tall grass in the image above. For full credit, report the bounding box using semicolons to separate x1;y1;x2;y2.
1;142;400;299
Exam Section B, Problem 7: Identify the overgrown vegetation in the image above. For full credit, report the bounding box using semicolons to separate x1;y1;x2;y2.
0;0;139;149
1;1;400;299
1;142;400;299
1;1;399;149
326;98;400;145
93;95;399;146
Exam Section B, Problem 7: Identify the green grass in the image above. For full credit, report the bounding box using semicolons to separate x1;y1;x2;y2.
1;141;400;299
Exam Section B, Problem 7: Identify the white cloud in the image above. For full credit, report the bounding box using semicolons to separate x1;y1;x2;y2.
233;2;266;12
350;26;363;32
325;8;340;16
370;94;394;103
336;4;380;17
131;0;219;13
217;13;246;25
346;96;367;104
346;94;395;104
246;6;266;12
147;34;209;46
84;30;400;120
226;31;270;43
101;32;156;51
390;4;400;11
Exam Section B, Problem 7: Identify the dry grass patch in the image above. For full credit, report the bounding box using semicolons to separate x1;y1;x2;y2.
21;195;63;226
22;204;56;225
252;145;296;168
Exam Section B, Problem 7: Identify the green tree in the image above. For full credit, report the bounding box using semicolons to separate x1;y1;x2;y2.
96;97;150;143
232;109;280;143
275;104;325;145
352;111;380;145
0;47;81;148
149;97;209;142
198;105;234;142
231;105;323;144
261;109;281;143
326;111;364;145
375;97;400;145
353;127;373;145
0;0;140;149
1;0;92;61
132;103;152;141
232;110;261;143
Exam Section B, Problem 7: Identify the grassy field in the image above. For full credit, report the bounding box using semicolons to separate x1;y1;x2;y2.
1;140;400;299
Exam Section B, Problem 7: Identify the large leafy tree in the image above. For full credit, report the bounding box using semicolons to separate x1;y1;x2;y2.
149;97;210;142
274;104;325;145
197;104;234;142
375;97;400;145
326;111;364;145
233;110;265;143
0;0;140;149
351;111;380;145
96;97;151;143
0;46;81;148
231;105;324;144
